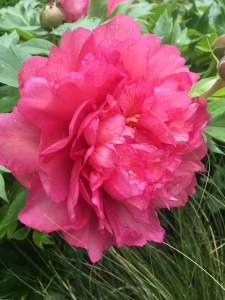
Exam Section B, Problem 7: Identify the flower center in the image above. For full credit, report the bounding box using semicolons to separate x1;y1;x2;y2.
126;114;140;124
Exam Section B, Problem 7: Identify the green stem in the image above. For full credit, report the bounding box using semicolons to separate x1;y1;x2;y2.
201;78;225;99
202;59;217;79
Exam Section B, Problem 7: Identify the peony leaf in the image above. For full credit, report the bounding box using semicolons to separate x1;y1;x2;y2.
188;76;220;98
0;174;8;203
17;39;53;55
205;133;224;155
0;166;11;173
0;0;47;39
0;31;19;48
206;98;225;142
107;0;133;19
170;21;187;49
0;44;30;87
88;0;108;21
51;16;101;36
193;4;212;35
0;189;27;231
154;9;173;44
0;85;19;113
33;230;53;250
9;226;31;240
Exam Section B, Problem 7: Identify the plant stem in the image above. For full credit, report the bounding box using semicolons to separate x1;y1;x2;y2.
201;78;225;98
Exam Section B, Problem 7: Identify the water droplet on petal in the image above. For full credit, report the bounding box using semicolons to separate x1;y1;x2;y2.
41;62;45;66
57;68;61;72
129;28;133;32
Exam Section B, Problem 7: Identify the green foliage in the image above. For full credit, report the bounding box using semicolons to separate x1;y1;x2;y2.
17;38;53;55
154;10;173;44
51;16;101;36
206;99;225;142
0;0;47;39
88;0;108;21
189;76;220;98
33;230;53;250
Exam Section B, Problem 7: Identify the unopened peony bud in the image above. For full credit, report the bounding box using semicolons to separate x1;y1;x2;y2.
40;4;63;30
213;34;225;58
217;56;225;80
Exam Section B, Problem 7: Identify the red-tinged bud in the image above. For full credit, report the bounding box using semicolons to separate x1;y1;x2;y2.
40;4;63;30
217;56;225;80
213;34;225;58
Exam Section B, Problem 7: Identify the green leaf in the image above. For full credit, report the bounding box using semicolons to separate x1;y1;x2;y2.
0;189;27;231
0;221;17;240
206;98;225;142
33;230;53;250
205;133;224;154
170;21;187;49
0;85;19;113
0;44;30;87
0;0;47;39
154;10;173;44
51;16;101;36
9;226;31;240
17;38;53;55
188;76;220;98
0;173;8;202
88;0;108;21
194;4;212;34
195;45;211;52
107;0;133;19
0;30;19;48
0;166;11;173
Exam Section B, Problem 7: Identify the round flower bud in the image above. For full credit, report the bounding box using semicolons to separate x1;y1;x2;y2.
40;4;63;30
217;56;225;80
213;34;225;58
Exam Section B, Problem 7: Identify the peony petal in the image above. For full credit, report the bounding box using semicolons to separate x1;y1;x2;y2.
103;166;132;200
18;175;70;232
67;159;82;223
60;27;92;70
18;56;48;93
93;14;141;43
104;199;165;247
96;115;126;144
39;146;73;202
89;144;117;170
0;107;40;174
62;212;115;263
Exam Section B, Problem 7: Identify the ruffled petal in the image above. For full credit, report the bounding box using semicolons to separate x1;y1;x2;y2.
18;175;70;232
0;107;40;174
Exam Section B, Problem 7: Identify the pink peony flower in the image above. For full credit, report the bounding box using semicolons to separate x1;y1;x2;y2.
0;15;209;262
58;0;129;22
